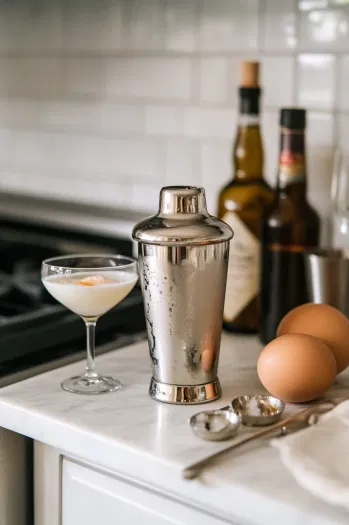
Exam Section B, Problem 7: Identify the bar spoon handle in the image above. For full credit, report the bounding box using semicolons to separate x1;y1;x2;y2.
183;399;344;480
183;418;286;480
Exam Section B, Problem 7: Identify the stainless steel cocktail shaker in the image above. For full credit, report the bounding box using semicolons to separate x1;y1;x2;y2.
132;187;233;404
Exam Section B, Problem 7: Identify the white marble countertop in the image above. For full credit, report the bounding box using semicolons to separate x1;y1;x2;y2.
0;333;349;525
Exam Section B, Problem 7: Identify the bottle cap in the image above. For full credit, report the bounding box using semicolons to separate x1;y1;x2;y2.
240;61;260;87
280;108;306;130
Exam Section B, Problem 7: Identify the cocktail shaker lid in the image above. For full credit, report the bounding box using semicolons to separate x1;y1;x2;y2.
132;186;233;246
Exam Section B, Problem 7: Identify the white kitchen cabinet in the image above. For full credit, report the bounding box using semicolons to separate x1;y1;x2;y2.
35;443;233;525
0;428;28;525
62;458;229;525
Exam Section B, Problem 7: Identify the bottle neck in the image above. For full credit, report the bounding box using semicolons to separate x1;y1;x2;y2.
233;88;263;182
277;128;307;200
238;114;260;127
239;86;260;116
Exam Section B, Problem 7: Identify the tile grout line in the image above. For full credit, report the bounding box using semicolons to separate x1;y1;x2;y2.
293;0;300;106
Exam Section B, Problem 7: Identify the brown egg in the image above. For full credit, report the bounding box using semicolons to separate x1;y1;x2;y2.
257;333;336;403
277;303;349;373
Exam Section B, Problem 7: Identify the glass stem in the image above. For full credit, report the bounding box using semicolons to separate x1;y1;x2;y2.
85;320;98;378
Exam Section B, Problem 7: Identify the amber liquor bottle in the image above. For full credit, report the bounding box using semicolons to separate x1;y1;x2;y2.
218;61;274;333
260;108;320;344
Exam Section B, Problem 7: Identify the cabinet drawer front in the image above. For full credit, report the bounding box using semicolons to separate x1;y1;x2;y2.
62;459;228;525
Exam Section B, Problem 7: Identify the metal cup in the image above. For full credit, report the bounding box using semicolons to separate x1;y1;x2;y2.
133;187;233;404
304;249;349;317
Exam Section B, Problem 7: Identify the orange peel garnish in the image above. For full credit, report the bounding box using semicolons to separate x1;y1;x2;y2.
79;275;107;286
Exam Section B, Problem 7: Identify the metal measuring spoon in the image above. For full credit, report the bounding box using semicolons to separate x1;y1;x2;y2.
231;394;285;427
189;409;240;442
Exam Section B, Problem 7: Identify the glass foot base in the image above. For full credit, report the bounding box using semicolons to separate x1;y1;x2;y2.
61;375;122;395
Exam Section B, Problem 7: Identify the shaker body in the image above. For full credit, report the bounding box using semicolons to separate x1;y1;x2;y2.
138;242;229;387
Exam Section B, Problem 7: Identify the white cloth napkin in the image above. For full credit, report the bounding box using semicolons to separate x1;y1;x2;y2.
272;400;349;509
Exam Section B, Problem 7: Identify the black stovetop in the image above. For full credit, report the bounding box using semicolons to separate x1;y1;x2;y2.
0;219;145;375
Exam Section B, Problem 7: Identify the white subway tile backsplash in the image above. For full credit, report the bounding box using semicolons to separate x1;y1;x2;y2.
0;60;8;99
131;183;159;212
42;101;101;134
62;59;104;100
307;143;333;220
262;110;279;187
299;112;334;228
338;55;349;111
37;2;64;53
0;129;12;168
5;58;63;99
0;99;44;129
204;186;220;216
183;108;235;140
126;0;165;51
0;3;14;52
103;0;127;51
100;138;158;180
307;112;334;200
164;141;199;185
199;58;227;104
62;0;124;53
200;0;259;52
165;0;198;52
48;133;101;175
104;58;192;101
308;111;334;147
299;5;349;52
64;179;131;208
145;106;183;136
79;181;130;208
10;130;54;171
262;57;295;108
297;54;336;110
262;0;297;52
0;100;6;130
0;0;63;53
100;103;144;135
200;141;231;189
0;0;345;217
338;114;349;155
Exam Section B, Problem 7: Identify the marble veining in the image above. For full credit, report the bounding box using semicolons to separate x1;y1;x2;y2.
0;334;349;524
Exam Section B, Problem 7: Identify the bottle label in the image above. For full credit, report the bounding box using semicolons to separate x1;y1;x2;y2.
278;134;306;188
268;243;305;253
222;212;260;322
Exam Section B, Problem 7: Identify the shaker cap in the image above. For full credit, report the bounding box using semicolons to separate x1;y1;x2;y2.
132;186;233;246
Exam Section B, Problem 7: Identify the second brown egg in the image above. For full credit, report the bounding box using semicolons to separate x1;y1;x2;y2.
277;303;349;373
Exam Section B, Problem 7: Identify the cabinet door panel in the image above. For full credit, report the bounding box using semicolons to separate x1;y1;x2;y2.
62;459;227;525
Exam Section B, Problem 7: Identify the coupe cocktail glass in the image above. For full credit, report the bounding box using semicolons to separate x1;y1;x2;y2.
41;254;138;394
